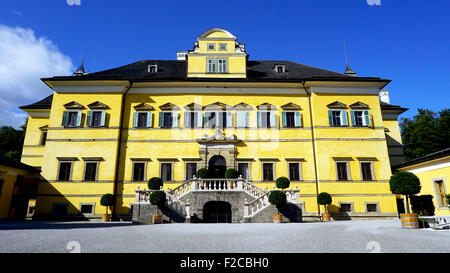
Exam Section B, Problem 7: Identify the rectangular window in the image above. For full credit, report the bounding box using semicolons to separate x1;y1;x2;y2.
80;204;94;214
207;43;215;51
84;162;98;181
336;162;350;181
289;163;300;181
351;110;370;127
159;112;175;128
148;65;158;73
40;131;48;146
161;163;172;181
435;180;447;207
218;59;228;73
258;111;274;128
66;111;80;127
207;59;217;73
137;112;148;128
91;111;103;127
262;163;274;181
133;112;152;128
132;162;146;181
236;111;249;128
186;163;197;180
58;162;72;181
366;203;378;212
219;43;227;51
340;203;352;212
282;112;301;128
331;111;342;126
238;163;249;180
185;112;202;128
328;110;348;127
361;162;374;181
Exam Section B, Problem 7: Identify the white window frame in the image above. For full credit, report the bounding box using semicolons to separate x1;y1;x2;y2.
365;202;380;213
237;161;252;180
261;162;276;182
83;161;100;182
148;64;158;73
160;162;174;182
335;161;352;181
184;162;198;180
274;64;285;73
359;161;376;181
57;161;74;181
207;43;216;51
339;202;354;213
79;203;96;216
131;161;147;182
287;161;302;181
219;43;227;51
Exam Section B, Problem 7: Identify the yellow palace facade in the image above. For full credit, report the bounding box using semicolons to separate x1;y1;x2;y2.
19;28;408;222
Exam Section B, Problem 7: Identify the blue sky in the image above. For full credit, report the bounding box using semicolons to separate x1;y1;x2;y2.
1;0;449;127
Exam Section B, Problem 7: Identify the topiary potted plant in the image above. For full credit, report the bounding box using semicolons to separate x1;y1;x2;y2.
100;193;115;222
225;168;239;179
317;192;332;222
389;171;422;229
276;176;290;190
268;190;287;223
149;190;166;224
196;168;209;178
148;177;163;190
411;195;435;228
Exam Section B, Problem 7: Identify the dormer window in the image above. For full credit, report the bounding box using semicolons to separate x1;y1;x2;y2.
274;64;285;73
148;65;158;73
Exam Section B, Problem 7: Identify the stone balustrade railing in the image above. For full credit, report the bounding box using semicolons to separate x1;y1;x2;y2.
244;186;300;218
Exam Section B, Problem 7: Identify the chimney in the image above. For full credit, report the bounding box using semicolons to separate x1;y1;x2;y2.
177;51;187;61
379;89;390;104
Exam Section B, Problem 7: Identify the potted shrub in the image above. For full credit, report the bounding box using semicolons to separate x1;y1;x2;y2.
148;177;163;190
268;190;287;223
149;190;166;224
276;176;290;190
410;195;435;228
317;192;332;222
100;193;115;222
225;168;239;179
196;168;209;178
389;171;421;229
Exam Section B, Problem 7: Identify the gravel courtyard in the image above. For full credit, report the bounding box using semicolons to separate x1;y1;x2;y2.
0;220;449;253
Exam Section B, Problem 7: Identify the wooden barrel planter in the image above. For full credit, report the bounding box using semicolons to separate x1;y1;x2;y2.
400;213;419;229
272;214;282;223
152;215;162;224
322;213;331;222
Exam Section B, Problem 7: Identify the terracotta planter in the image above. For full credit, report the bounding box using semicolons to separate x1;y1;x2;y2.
102;214;111;222
272;214;282;223
400;213;419;229
152;215;162;224
322;213;331;222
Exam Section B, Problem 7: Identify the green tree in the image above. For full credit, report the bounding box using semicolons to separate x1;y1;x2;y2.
400;108;449;160
0;121;27;161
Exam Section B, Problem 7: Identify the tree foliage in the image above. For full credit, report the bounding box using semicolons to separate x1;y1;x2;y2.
389;171;421;195
225;168;239;179
0;122;27;161
268;190;287;209
410;195;435;216
276;177;290;190
149;190;166;206
400;108;450;160
148;177;163;190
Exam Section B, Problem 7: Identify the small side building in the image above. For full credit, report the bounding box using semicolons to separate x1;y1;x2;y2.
0;156;41;220
394;148;450;215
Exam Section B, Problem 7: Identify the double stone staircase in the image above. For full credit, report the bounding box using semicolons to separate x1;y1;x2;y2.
133;177;300;223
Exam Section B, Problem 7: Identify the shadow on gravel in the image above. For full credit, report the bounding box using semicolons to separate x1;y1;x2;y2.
0;221;137;230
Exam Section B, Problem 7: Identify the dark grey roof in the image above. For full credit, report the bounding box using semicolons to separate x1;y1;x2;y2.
393;148;450;170
41;59;390;83
19;95;53;110
380;101;408;112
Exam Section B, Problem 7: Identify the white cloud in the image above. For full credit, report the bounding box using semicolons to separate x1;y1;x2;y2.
0;25;74;128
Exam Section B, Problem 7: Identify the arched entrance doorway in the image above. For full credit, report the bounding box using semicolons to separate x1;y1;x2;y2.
203;201;232;223
208;155;226;178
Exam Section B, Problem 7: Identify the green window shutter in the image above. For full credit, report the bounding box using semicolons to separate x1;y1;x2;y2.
294;111;302;127
184;112;190;128
76;111;82;127
196;112;203;128
236;111;244;127
172;112;178;128
62;111;69;126
328;110;334;126
245;112;249;127
350;110;356;126
158;112;164;128
86;111;93;127
100;110;106;127
270;112;276;128
147;112;153;128
132;112;138;128
257;112;262;127
341;110;348;126
226;111;233;128
281;112;287;127
363;110;371;126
